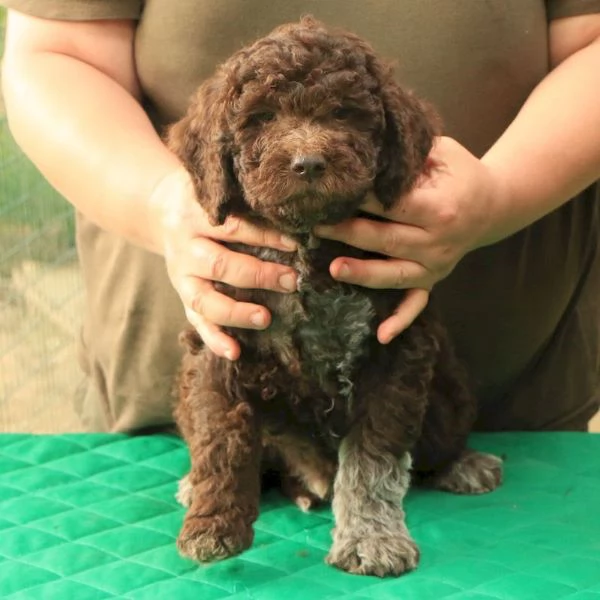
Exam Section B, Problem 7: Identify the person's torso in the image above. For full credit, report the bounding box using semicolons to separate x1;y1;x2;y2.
136;0;548;157
133;0;599;418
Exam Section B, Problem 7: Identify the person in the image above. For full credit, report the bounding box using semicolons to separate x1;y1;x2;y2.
2;1;600;433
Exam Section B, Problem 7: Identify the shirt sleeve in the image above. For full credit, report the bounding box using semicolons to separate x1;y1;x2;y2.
0;0;142;20
547;0;600;20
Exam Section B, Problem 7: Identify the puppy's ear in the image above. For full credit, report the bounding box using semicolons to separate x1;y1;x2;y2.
167;77;243;225
374;76;440;209
178;329;203;355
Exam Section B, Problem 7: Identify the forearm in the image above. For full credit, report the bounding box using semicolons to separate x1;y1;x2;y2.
2;51;177;254
481;36;600;245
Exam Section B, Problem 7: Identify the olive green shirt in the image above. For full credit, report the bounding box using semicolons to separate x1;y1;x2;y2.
3;0;600;432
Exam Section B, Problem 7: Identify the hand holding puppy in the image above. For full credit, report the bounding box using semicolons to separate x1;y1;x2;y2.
316;136;507;342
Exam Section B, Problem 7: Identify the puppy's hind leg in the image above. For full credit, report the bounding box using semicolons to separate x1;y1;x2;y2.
264;432;337;511
427;449;503;495
176;473;193;508
412;321;503;495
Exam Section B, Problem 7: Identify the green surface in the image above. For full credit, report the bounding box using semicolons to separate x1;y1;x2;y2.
1;433;600;599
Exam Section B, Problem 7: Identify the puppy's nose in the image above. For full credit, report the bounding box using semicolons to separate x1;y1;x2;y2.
290;154;327;181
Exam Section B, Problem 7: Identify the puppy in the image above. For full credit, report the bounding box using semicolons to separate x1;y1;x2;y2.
168;17;502;577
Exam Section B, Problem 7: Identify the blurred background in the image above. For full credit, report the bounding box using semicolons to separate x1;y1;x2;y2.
0;8;83;432
0;8;598;434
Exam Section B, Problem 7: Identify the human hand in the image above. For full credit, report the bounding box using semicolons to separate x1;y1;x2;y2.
152;167;298;360
315;136;507;344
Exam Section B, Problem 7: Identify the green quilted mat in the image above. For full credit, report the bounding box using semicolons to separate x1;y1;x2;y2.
2;433;600;600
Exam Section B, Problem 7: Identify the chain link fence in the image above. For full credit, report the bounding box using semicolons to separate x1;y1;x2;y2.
0;10;84;432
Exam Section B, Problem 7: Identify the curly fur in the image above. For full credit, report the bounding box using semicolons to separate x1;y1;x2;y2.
169;17;502;577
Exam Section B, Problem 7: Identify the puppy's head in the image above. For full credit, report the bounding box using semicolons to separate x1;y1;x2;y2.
168;17;438;233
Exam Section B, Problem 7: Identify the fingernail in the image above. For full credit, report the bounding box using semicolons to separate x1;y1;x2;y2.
279;272;297;292
280;235;297;250
250;311;266;328
223;348;235;360
337;262;351;279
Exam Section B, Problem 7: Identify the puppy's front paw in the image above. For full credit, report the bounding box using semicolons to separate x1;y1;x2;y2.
432;450;503;494
177;511;254;562
326;527;420;577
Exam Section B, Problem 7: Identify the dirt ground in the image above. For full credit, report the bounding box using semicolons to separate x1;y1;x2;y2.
0;301;83;433
0;262;83;433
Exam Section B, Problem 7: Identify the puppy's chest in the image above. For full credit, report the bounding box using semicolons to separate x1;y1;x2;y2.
294;284;375;374
256;245;377;394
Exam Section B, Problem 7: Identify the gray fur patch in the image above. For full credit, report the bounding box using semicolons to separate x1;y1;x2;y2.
327;439;419;576
298;285;374;404
254;244;375;405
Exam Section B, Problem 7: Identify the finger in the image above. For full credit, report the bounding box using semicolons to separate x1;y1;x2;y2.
206;214;298;252
184;308;241;360
165;176;297;252
360;189;442;226
329;257;432;290
180;277;272;331
315;217;426;260
189;237;297;292
377;289;430;344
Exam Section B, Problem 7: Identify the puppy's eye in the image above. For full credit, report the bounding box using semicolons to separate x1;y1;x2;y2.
332;107;356;120
247;111;276;126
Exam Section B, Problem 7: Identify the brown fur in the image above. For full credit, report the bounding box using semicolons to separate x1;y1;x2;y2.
169;17;502;576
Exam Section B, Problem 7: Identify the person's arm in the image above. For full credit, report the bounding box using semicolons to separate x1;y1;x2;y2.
2;11;298;359
316;13;600;343
2;13;172;252
481;13;600;240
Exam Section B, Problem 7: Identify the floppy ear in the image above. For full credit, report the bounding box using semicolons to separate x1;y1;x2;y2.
374;75;440;209
178;328;203;355
167;76;243;225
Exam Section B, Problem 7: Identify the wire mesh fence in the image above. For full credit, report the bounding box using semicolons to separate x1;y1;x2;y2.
0;11;84;432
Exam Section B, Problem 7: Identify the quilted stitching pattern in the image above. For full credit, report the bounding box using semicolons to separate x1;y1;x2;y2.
1;433;600;599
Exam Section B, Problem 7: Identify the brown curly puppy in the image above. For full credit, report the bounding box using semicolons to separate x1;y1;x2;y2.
168;17;502;577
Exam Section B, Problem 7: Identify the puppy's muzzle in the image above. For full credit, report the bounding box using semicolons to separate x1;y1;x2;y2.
291;154;327;182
